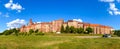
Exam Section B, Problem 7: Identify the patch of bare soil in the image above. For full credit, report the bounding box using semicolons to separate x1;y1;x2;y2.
75;36;101;38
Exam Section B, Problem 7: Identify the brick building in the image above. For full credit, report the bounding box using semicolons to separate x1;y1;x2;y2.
20;19;113;34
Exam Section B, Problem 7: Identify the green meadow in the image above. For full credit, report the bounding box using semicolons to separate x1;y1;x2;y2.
0;34;120;49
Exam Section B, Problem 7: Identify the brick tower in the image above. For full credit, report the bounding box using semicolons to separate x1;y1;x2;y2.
29;19;33;26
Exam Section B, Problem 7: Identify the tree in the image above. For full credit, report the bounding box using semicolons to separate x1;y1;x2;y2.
29;29;34;34
12;28;19;36
35;29;39;33
2;28;20;36
3;30;13;35
13;28;19;36
114;30;120;36
0;33;3;35
65;25;70;33
77;27;84;34
85;27;93;34
69;26;75;33
60;25;65;33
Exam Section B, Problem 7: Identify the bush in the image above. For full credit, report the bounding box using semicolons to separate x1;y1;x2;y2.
114;30;120;37
0;33;3;35
29;29;34;34
35;32;44;35
3;30;13;35
18;32;28;36
85;27;93;34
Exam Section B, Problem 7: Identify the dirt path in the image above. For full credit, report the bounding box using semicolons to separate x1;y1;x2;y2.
111;37;120;39
75;36;101;38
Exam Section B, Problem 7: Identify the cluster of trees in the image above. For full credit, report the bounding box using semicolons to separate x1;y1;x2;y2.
0;28;20;36
28;29;44;35
114;30;120;36
60;25;93;34
0;29;44;36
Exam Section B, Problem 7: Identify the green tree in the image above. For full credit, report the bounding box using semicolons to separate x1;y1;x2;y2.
69;26;75;33
60;25;65;33
2;28;20;36
114;30;120;36
77;27;84;34
29;29;34;34
85;27;93;34
35;29;39;33
13;28;19;36
0;33;3;35
3;30;13;35
65;25;70;33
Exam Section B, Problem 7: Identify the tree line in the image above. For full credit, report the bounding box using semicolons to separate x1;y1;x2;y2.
0;28;44;36
113;30;120;36
0;25;94;36
60;25;93;34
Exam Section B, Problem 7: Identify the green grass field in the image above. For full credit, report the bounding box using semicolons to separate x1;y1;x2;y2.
0;34;120;49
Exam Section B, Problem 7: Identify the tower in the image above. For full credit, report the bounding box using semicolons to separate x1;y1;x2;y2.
29;19;33;26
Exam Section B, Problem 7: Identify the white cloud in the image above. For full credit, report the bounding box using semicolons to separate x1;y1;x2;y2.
108;11;113;15
10;0;13;3
114;11;120;15
73;19;83;22
108;3;120;15
4;0;24;12
100;0;120;15
7;19;26;29
109;3;118;11
99;0;115;2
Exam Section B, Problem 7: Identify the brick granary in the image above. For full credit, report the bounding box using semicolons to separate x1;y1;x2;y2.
20;19;113;34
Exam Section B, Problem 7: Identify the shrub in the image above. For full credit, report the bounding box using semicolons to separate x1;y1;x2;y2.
85;27;93;34
0;33;3;35
114;30;120;37
29;29;34;34
77;27;84;34
35;29;39;33
3;30;13;35
60;25;65;33
35;32;44;35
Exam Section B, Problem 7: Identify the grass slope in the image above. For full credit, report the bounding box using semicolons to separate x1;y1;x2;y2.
0;35;120;49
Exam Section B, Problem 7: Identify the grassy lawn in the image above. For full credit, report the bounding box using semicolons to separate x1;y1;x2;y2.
0;34;120;49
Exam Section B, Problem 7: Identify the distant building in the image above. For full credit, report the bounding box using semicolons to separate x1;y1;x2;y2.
20;19;113;34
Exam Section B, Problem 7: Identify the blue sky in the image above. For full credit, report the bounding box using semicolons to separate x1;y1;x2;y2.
0;0;120;32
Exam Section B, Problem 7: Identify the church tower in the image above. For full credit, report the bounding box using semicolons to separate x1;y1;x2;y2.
29;19;33;26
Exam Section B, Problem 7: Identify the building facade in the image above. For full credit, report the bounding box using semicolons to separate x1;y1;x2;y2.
20;19;113;34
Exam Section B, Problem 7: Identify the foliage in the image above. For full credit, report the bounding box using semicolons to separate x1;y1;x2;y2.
114;30;120;36
85;27;93;34
29;29;34;34
0;33;3;35
35;29;39;33
60;25;65;33
61;25;94;34
19;32;28;36
1;28;20;36
77;27;84;34
65;25;70;33
35;32;44;35
13;28;20;36
69;26;76;33
1;28;45;36
3;30;13;35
